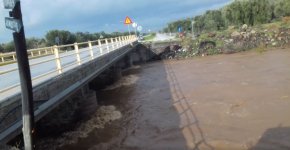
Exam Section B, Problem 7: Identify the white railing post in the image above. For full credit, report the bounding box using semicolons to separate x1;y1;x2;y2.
12;55;16;61
116;37;119;48
122;36;125;45
88;41;94;60
54;45;62;74
1;56;4;62
111;38;115;50
74;43;81;65
31;51;34;57
98;39;103;55
119;37;122;46
105;38;109;52
38;50;41;56
45;49;48;55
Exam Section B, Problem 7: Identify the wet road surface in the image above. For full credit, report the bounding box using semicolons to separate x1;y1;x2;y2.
39;49;290;150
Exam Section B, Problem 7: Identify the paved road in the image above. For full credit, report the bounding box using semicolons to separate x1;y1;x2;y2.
152;33;175;41
0;42;122;102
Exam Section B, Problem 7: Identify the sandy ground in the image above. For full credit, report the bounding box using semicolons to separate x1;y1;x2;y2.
38;48;290;150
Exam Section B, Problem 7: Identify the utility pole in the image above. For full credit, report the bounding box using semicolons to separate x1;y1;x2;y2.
3;0;34;149
191;20;194;36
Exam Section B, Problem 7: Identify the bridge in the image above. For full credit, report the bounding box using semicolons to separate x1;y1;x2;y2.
0;35;140;143
0;34;179;144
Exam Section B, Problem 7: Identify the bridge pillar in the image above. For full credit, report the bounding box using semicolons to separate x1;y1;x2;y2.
124;53;133;68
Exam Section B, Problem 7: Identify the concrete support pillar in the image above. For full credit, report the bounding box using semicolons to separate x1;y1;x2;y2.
125;53;133;68
111;64;122;82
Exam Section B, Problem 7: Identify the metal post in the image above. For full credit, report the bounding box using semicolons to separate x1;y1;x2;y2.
88;41;94;60
9;1;34;149
98;39;103;55
74;43;81;65
53;46;62;74
111;38;115;50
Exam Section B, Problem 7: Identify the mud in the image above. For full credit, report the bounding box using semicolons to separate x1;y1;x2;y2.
38;49;290;150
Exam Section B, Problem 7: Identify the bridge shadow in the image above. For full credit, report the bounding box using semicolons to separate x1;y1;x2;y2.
164;61;214;150
250;126;290;150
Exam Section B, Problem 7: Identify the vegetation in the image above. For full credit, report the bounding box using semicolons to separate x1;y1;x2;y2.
163;0;290;34
0;30;131;53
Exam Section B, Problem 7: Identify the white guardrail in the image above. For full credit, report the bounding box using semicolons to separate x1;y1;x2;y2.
0;35;137;98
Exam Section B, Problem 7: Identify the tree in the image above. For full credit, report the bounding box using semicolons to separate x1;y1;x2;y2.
45;30;76;46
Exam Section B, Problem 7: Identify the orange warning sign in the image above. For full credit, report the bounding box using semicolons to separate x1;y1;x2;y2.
124;16;133;25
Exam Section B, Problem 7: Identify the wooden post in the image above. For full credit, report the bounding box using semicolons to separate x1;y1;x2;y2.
88;41;94;60
54;45;62;74
74;43;81;65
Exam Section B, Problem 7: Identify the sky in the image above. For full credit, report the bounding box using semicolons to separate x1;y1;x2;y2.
0;0;232;43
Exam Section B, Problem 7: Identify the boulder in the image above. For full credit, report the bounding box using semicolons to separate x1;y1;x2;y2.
231;31;240;38
242;24;248;31
250;30;256;34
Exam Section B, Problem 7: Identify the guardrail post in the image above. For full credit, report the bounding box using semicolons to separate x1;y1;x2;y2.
111;38;115;50
105;38;109;52
38;50;41;56
12;54;16;61
74;43;81;65
1;56;4;62
53;45;62;74
122;36;125;45
88;41;94;60
98;39;103;55
30;51;34;57
119;37;122;46
115;37;119;48
45;49;48;55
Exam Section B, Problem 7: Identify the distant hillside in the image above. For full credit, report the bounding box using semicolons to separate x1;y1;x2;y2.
163;0;290;33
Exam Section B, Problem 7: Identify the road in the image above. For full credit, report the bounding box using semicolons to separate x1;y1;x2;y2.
0;42;120;102
152;33;175;41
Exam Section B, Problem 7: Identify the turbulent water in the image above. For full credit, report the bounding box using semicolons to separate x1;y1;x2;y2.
23;49;290;149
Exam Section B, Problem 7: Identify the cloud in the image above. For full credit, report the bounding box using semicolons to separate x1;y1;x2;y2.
0;0;232;42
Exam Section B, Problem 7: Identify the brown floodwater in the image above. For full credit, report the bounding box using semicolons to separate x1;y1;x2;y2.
40;49;290;150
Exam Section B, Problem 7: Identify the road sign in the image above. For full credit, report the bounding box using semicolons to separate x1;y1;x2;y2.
132;22;137;28
3;0;19;9
137;26;143;32
5;17;22;33
124;16;133;24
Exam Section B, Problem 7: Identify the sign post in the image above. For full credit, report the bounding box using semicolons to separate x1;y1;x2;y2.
132;22;137;36
124;16;133;35
3;0;34;149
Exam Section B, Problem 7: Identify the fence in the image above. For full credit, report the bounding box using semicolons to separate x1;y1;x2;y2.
0;35;137;96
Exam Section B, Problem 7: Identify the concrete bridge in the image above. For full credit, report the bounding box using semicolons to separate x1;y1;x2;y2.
0;35;180;144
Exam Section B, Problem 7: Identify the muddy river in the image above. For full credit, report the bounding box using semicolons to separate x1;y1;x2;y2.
38;49;290;150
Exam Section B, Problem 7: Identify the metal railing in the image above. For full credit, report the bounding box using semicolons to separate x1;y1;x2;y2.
0;35;137;99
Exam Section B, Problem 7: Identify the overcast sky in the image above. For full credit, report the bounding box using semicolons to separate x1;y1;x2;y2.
0;0;232;43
